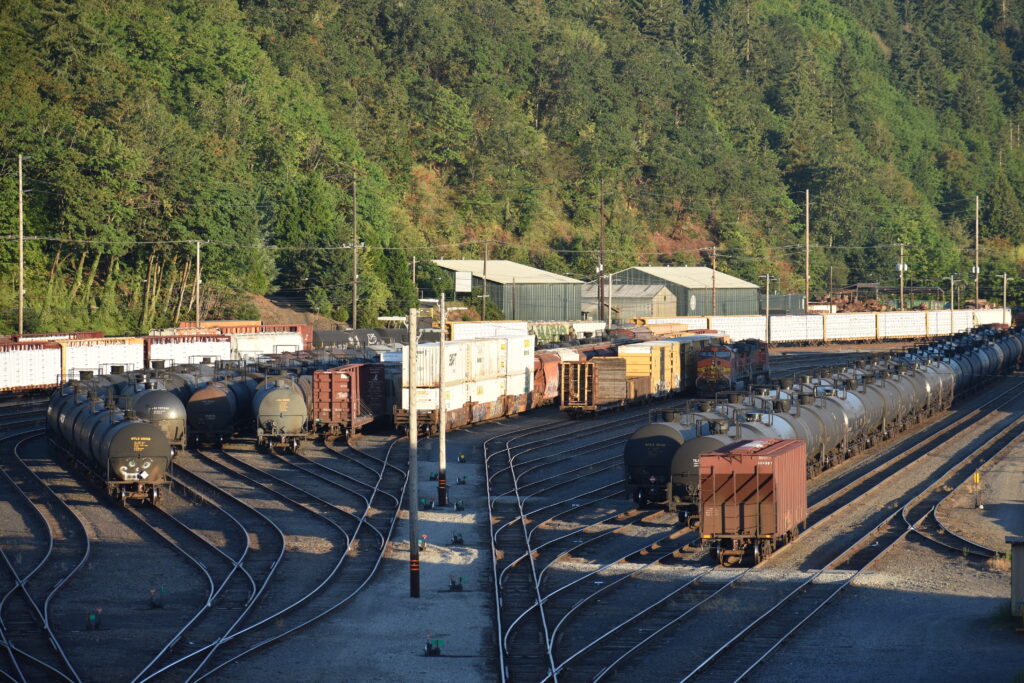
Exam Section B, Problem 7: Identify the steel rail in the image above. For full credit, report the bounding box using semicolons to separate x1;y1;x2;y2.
0;429;88;683
191;437;408;681
679;394;1024;682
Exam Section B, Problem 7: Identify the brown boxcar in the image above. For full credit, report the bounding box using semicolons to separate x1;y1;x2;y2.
699;439;807;565
311;363;387;437
560;357;634;415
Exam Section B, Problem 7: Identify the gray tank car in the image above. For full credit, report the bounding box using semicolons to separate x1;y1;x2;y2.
624;327;1024;515
252;375;312;450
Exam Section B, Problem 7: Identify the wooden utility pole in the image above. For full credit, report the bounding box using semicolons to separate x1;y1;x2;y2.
408;308;420;598
195;240;202;326
18;154;24;335
711;245;717;316
974;195;980;307
598;177;606;322
437;293;447;507
412;256;417;299
898;243;906;311
804;189;810;313
352;176;359;328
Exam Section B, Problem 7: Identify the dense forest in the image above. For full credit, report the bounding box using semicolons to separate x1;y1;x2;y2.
2;0;1024;333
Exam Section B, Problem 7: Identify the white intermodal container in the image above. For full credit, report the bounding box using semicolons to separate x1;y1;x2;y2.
469;377;507;404
975;308;1010;325
449;320;530;341
822;313;877;342
59;337;145;378
876;311;927;340
145;335;231;366
769;315;824;343
0;342;62;391
230;332;303;359
710;316;766;342
466;338;506;380
552;348;581;363
503;336;535;377
400;341;470;388
401;381;469;411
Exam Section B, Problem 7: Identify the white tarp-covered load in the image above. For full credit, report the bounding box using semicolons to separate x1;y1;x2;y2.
0;343;62;391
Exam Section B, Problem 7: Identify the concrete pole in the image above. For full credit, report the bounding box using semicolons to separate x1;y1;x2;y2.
899;243;905;311
482;240;489;320
598;177;605;322
762;274;772;344
804;189;810;312
711;245;717;316
408;308;420;598
975;195;980;307
437;293;447;507
948;276;955;334
1003;273;1011;325
18;154;24;335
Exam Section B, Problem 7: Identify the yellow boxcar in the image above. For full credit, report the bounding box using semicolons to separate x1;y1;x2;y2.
650;340;682;393
617;344;666;397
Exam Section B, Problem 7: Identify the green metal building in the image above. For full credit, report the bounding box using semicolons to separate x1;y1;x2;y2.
609;267;760;316
432;259;582;321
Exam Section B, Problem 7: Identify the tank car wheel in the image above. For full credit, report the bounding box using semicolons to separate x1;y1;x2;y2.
632;489;649;507
118;488;129;507
149;488;160;506
753;542;762;565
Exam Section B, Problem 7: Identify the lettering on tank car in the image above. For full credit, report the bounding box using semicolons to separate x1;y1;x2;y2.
276;399;289;410
131;436;152;452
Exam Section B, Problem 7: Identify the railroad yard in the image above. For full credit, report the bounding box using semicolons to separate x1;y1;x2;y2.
2;340;1023;681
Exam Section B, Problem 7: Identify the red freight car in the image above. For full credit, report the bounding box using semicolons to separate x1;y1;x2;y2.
311;363;387;437
559;358;652;416
699;439;808;565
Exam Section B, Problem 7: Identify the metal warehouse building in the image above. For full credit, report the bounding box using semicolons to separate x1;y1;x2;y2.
432;259;582;321
581;284;676;323
609;266;760;316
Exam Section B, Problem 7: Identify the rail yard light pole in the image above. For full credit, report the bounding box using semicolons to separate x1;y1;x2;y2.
408;307;420;598
18;154;24;336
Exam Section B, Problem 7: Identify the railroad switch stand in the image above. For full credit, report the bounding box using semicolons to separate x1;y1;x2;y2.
457;475;467;485
449;531;464;545
420;497;435;510
457;454;466;463
448;576;464;592
455;499;465;511
429;471;438;481
424;640;443;656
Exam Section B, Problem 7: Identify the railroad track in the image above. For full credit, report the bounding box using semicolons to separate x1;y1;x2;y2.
0;428;88;683
130;436;407;681
661;381;1024;682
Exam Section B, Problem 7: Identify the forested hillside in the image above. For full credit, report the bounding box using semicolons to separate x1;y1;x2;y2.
3;0;1024;333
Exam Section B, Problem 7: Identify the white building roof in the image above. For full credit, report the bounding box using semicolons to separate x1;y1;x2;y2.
622;266;758;290
432;259;582;285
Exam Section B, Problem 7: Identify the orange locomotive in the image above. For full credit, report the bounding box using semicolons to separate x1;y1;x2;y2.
694;339;769;395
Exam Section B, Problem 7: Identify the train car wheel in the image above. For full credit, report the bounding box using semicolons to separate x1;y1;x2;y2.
149;488;160;506
118;488;128;507
753;542;762;565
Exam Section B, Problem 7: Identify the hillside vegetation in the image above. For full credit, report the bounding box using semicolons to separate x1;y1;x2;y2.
2;0;1024;333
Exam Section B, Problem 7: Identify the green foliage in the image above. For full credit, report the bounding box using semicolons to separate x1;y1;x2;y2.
3;0;1024;335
